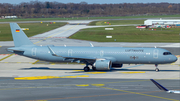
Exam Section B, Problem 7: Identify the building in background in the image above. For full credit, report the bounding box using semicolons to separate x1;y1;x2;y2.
144;19;180;28
1;16;17;19
144;19;180;25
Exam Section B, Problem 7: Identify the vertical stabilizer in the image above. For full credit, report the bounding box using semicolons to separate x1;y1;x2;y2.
150;79;169;91
10;23;34;47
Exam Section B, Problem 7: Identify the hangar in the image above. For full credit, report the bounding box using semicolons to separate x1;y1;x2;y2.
144;19;180;25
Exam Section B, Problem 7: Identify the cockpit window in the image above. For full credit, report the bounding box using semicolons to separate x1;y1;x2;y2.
163;52;172;55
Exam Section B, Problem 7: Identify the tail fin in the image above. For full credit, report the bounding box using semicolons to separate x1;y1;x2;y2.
10;23;34;47
150;79;169;91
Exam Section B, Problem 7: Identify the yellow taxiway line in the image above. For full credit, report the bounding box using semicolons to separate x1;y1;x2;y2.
0;54;14;61
32;60;39;64
120;71;146;74
85;72;107;74
14;75;89;80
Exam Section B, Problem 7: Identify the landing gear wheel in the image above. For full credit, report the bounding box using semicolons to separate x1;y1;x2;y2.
84;67;90;72
155;68;159;72
155;64;159;72
92;66;96;71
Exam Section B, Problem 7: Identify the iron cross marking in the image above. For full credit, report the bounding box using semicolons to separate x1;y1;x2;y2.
130;56;138;60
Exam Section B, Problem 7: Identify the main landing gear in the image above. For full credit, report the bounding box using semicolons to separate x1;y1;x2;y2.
92;66;96;71
155;64;159;72
84;66;90;72
83;64;96;72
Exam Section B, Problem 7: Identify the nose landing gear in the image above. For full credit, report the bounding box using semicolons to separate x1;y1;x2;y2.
155;64;159;72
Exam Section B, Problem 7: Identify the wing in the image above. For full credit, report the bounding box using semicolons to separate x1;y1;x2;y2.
47;46;98;63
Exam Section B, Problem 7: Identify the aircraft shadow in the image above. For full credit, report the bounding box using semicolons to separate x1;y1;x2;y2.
20;67;180;72
111;69;180;72
20;67;83;70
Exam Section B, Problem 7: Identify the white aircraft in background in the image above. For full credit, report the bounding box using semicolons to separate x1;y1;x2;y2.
150;79;180;94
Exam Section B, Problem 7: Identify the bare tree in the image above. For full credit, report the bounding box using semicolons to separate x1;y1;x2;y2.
0;2;179;18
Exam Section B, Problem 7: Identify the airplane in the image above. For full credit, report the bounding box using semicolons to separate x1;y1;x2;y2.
7;23;177;72
150;79;180;94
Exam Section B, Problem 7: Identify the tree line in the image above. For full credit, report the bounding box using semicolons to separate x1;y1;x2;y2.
0;1;180;18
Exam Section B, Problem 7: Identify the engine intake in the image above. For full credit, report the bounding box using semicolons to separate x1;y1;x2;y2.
93;59;112;70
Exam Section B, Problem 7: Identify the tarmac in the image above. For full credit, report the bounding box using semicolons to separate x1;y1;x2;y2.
0;48;179;101
0;78;180;101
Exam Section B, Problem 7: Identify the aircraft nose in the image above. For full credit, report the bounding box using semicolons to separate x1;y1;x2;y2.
175;56;178;61
172;56;178;62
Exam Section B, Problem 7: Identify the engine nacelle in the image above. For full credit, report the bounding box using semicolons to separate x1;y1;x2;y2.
93;59;112;70
112;63;123;68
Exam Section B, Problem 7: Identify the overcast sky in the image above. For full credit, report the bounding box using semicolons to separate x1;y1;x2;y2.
1;0;180;4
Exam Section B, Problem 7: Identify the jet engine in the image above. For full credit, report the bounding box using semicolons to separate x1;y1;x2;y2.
93;59;112;70
112;63;123;68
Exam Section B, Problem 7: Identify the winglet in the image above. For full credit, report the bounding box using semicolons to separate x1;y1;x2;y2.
150;79;169;91
89;43;94;47
47;46;58;56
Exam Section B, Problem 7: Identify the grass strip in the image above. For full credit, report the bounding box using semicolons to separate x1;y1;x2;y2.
0;22;66;41
70;26;180;42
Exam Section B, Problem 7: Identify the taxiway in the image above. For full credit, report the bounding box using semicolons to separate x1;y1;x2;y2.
0;20;180;101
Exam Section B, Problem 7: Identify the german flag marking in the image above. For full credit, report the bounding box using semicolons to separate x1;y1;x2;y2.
16;29;20;32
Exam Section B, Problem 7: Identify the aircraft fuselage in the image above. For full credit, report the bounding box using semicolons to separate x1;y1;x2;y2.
12;45;177;65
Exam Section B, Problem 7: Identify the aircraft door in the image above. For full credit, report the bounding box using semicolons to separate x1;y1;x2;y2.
68;49;73;56
32;48;37;56
153;49;158;58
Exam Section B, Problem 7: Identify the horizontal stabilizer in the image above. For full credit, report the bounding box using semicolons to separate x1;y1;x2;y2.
7;47;24;52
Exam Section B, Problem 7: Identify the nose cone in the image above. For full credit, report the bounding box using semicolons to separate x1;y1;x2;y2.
174;56;178;62
172;55;178;62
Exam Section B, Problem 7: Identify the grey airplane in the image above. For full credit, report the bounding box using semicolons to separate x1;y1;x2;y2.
7;23;177;72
